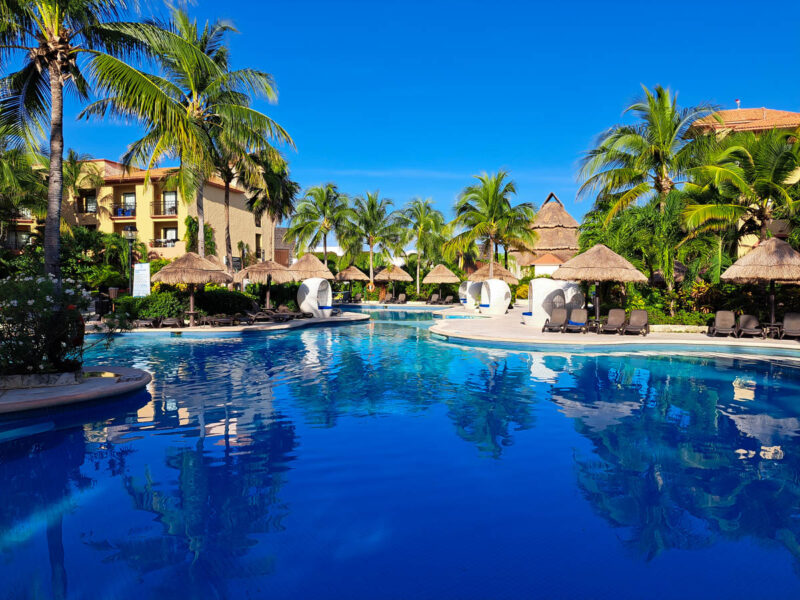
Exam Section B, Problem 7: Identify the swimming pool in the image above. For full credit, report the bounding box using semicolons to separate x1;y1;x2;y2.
3;321;800;598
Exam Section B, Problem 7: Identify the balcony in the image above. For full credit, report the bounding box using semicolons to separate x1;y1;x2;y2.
111;203;136;219
76;197;97;214
150;238;180;248
12;208;34;222
151;200;178;217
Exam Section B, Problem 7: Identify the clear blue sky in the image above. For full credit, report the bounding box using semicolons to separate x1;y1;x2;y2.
64;0;800;224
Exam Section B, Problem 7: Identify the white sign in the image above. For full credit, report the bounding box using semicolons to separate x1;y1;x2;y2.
133;263;151;297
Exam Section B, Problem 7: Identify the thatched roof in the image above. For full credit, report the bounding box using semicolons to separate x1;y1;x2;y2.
721;238;800;283
152;252;233;285
234;260;293;284
289;253;334;280
374;266;413;282
469;262;519;284
551;244;647;283
335;265;370;282
422;264;460;284
516;193;580;266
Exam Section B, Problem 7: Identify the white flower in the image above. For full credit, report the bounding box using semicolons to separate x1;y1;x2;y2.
10;300;17;307
27;299;35;306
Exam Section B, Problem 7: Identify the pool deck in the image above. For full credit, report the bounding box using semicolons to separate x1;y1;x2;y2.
429;306;800;351
0;366;152;415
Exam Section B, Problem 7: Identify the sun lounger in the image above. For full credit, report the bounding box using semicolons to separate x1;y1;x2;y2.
622;309;649;336
598;309;626;334
436;295;454;305
427;293;439;305
708;310;736;337
383;293;395;304
737;314;763;338
133;318;157;328
542;307;568;332
396;293;407;304
564;308;589;334
233;313;254;325
780;313;800;340
353;293;363;303
160;316;185;328
210;314;234;326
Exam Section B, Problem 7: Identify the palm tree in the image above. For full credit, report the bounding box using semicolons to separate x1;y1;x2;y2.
683;130;800;242
579;85;715;221
401;198;445;294
246;150;300;224
0;0;152;279
80;7;292;258
286;184;349;266
446;170;536;278
342;191;400;287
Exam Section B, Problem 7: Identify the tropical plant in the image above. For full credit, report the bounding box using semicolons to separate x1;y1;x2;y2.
341;191;400;286
0;0;151;279
287;183;349;265
0;129;46;241
246;150;300;224
578;85;715;221
184;216;217;256
446;170;536;278
401;198;445;294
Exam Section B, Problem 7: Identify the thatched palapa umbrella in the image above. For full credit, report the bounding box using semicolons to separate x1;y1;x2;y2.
289;253;334;280
721;238;800;325
152;252;232;325
374;265;413;296
234;260;292;309
469;262;519;285
552;244;647;320
335;265;369;302
422;264;460;297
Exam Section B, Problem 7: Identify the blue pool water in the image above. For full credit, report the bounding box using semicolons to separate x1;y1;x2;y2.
3;321;800;599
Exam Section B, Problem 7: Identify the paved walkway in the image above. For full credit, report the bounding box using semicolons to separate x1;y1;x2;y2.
429;306;800;352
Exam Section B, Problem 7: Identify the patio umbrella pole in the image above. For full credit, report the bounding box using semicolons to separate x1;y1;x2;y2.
594;281;600;321
266;274;272;310
189;285;195;327
770;279;776;325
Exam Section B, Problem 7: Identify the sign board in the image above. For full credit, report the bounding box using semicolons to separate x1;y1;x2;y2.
132;263;151;297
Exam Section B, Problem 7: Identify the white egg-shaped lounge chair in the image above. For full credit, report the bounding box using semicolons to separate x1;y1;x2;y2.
460;281;482;311
479;279;511;315
297;277;333;318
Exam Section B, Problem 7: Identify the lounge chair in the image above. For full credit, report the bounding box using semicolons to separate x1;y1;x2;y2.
542;307;568;333
210;314;234;327
708;310;737;337
437;295;454;305
780;313;800;340
278;305;313;319
564;308;589;334
233;313;254;325
133;318;157;328
395;293;407;304
383;292;394;304
737;314;763;338
598;309;626;334
160;316;185;328
426;293;440;305
622;309;650;336
353;293;363;303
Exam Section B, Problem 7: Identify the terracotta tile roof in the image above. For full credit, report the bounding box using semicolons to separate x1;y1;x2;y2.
86;160;246;193
692;108;800;133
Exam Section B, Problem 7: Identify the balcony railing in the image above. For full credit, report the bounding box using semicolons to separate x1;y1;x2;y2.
151;200;178;217
111;203;136;218
150;238;179;248
13;208;34;221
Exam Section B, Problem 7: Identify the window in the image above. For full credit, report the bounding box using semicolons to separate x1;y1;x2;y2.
255;214;262;227
164;227;178;241
81;195;97;213
122;193;136;210
162;191;177;215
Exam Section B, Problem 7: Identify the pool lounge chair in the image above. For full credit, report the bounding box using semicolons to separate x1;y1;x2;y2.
542;307;568;333
160;316;185;328
708;310;736;337
383;292;394;304
395;293;407;304
564;308;589;334
133;318;157;328
437;295;454;305
210;314;234;327
598;309;626;334
780;313;800;340
353;293;363;303
622;309;650;336
426;293;439;305
736;314;764;338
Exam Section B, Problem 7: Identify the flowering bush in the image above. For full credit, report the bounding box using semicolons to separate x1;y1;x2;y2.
0;275;91;375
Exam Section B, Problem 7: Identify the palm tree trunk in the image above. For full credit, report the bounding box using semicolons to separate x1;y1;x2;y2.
416;241;421;295
196;183;205;257
44;68;64;282
369;244;374;286
224;181;232;272
323;236;328;267
489;240;495;278
503;245;508;269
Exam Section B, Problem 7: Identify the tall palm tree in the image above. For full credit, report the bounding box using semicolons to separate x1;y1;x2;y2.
579;85;714;221
246;150;300;224
286;184;349;266
0;0;151;279
80;7;292;258
401;198;445;294
683;130;800;242
446;170;536;278
341;191;400;287
0;129;46;243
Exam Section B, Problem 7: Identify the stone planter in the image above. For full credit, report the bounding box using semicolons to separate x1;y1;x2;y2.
0;370;82;390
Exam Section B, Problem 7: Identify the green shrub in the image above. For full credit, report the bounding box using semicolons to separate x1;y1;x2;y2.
116;291;186;320
195;288;258;315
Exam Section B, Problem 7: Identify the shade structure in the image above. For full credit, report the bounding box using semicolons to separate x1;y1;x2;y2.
469;262;519;285
289;253;335;280
374;265;413;297
152;252;232;325
721;238;800;324
234;260;293;309
422;264;460;284
514;193;580;265
335;265;370;282
551;244;646;320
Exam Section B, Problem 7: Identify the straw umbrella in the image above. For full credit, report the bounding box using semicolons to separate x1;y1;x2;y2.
152;252;232;326
721;238;800;325
335;265;369;301
289;253;335;281
551;244;647;320
234;260;293;309
422;264;460;298
469;262;519;285
374;265;413;297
